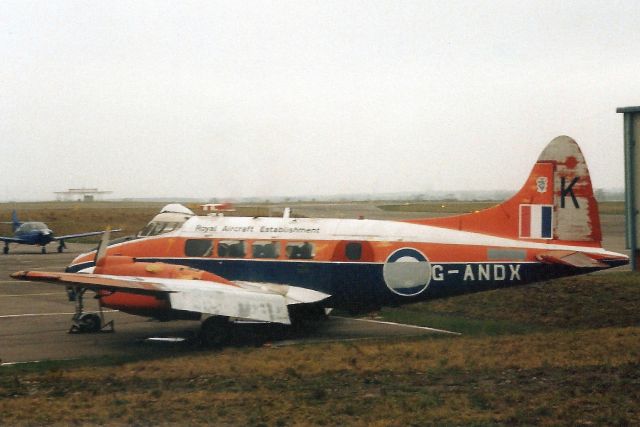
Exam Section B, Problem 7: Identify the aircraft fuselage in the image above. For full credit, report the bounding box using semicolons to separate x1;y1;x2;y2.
67;215;626;315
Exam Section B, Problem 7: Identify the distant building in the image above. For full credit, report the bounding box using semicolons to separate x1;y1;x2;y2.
54;188;113;202
200;202;235;212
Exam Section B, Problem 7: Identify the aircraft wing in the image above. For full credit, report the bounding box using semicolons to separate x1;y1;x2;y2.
53;229;122;241
536;250;608;268
11;271;330;324
0;236;27;244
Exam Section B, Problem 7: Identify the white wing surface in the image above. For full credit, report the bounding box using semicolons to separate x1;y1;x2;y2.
11;271;330;324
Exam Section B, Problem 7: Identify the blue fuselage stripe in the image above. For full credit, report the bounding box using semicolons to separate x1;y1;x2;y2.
67;257;599;311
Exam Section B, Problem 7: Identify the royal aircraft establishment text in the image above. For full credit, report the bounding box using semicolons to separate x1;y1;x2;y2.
195;225;320;234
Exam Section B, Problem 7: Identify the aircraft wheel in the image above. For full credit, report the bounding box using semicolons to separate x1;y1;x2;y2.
78;313;102;333
3;246;7;255
200;316;230;347
57;246;63;253
41;247;46;254
289;304;328;331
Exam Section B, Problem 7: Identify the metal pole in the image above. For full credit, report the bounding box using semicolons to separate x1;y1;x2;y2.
619;107;638;271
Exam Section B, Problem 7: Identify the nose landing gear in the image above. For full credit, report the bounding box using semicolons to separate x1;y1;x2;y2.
67;287;114;333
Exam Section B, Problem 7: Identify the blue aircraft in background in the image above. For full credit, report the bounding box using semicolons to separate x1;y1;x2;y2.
0;211;118;254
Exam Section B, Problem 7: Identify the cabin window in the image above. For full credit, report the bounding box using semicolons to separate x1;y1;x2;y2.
218;240;246;258
286;241;314;259
345;242;362;260
185;239;213;257
252;241;280;259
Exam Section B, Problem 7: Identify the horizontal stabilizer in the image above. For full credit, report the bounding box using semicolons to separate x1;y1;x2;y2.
536;251;608;268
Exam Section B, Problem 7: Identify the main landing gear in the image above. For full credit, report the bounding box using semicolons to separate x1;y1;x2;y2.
57;240;66;253
199;315;231;347
3;243;8;254
67;287;114;334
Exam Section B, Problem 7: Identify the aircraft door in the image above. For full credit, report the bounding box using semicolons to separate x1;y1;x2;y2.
330;241;379;311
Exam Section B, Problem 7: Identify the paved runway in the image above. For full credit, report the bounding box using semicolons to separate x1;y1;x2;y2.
0;243;450;364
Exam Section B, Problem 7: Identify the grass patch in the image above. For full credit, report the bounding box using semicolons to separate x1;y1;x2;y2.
373;310;539;336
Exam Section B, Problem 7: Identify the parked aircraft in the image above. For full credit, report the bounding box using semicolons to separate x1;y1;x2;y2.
0;211;119;254
11;136;628;344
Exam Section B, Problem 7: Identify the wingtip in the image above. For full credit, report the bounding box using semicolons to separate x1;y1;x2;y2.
10;271;27;279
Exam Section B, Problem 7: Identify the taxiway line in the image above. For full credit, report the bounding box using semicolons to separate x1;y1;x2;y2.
0;292;66;297
336;316;461;335
0;310;118;318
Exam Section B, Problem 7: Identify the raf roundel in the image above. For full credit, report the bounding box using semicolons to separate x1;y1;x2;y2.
382;248;432;296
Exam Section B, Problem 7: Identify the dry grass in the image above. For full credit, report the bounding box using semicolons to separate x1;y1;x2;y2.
1;327;638;425
378;272;640;333
0;202;165;241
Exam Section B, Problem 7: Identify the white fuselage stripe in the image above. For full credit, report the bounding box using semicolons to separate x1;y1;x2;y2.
75;215;626;260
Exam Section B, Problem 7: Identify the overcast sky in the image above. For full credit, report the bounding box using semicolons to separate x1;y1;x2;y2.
1;0;638;201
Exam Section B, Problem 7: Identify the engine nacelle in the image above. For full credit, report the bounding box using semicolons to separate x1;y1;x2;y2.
94;256;231;319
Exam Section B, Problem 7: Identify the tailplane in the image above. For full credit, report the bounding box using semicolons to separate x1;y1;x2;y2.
407;136;602;247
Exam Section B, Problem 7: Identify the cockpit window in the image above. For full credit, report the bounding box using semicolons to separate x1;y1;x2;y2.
138;221;182;237
138;223;155;237
18;222;48;232
163;222;180;233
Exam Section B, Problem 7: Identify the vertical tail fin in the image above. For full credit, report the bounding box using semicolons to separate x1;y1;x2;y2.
11;210;21;233
407;136;603;247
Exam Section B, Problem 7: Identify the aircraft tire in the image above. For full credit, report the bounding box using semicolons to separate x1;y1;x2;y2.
289;304;328;331
78;313;102;333
57;246;63;253
200;316;230;348
41;247;46;254
3;247;7;254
